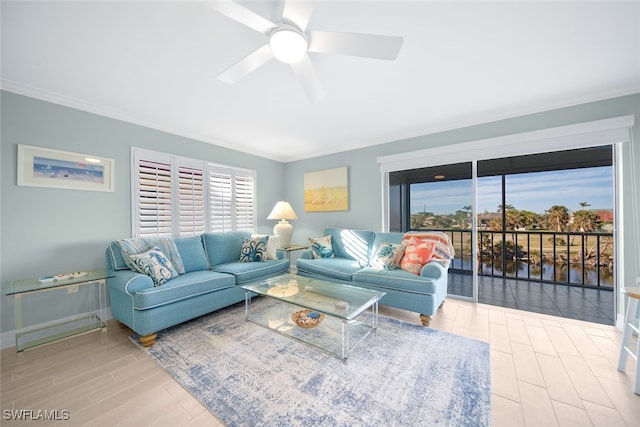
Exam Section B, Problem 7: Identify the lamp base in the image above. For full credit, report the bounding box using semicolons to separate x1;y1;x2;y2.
273;221;293;249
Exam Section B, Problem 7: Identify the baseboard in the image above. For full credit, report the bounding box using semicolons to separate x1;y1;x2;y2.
1;310;113;350
1;330;15;350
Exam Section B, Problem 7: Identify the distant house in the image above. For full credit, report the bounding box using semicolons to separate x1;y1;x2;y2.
595;209;614;232
595;209;614;223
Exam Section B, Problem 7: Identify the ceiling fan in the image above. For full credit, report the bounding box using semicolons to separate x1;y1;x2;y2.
206;0;404;103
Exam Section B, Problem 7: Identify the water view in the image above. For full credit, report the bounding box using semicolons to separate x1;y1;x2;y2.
409;167;614;288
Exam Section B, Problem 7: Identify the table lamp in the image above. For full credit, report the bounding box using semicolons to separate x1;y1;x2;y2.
267;201;298;248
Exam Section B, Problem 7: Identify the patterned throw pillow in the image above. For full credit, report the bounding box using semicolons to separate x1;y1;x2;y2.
402;232;455;268
370;242;406;270
128;246;179;286
252;234;279;260
399;237;436;275
309;236;334;259
239;236;268;262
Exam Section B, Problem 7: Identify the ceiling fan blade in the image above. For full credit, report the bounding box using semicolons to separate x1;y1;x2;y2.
282;0;316;31
290;55;324;103
217;44;274;84
205;0;277;35
308;31;404;60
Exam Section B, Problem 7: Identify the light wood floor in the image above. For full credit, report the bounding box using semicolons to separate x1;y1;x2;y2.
1;298;639;426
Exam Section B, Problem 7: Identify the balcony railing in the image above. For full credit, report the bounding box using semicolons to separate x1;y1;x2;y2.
420;229;614;289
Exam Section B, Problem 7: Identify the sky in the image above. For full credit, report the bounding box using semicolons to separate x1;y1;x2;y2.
410;166;613;215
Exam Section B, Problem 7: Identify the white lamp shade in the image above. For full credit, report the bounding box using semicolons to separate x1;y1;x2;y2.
268;201;297;248
267;201;298;221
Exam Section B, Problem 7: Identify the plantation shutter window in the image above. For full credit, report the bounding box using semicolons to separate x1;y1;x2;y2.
131;148;256;237
209;165;256;232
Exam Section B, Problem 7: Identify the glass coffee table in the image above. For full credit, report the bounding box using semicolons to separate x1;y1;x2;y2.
241;274;385;359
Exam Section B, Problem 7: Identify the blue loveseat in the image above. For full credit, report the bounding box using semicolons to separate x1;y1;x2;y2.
106;232;289;346
296;228;453;326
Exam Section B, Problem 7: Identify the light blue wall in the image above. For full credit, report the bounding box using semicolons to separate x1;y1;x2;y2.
2;90;639;340
0;91;285;334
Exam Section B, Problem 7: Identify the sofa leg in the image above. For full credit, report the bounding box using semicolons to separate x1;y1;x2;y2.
117;321;129;330
419;314;432;327
439;300;445;309
139;333;157;348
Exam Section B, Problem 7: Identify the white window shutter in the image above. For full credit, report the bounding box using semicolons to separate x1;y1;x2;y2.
178;165;205;237
209;170;233;232
235;173;255;231
137;159;173;237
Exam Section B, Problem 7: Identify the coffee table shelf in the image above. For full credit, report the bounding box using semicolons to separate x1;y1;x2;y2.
241;274;385;359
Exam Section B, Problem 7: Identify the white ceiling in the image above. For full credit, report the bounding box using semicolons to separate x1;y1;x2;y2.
2;1;639;162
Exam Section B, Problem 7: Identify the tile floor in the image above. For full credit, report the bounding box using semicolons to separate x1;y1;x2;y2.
448;273;616;325
1;297;638;426
395;297;640;426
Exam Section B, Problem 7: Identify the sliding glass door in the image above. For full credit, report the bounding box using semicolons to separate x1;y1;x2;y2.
386;146;615;322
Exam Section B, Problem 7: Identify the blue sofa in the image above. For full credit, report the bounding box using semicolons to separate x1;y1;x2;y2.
106;232;289;346
296;228;452;326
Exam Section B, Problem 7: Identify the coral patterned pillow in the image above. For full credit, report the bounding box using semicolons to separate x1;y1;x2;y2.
402;232;455;268
399;238;436;275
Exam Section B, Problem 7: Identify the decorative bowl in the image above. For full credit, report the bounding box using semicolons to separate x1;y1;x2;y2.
291;309;325;329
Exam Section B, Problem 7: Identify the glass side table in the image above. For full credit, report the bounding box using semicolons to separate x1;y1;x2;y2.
5;269;113;352
280;244;308;259
279;245;309;272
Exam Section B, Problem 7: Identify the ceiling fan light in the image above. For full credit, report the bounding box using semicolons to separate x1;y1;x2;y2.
269;29;307;63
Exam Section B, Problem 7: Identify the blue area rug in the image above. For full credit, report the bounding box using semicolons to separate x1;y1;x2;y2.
140;299;491;426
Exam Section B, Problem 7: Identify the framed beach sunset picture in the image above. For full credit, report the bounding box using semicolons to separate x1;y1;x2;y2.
17;144;114;192
304;166;349;212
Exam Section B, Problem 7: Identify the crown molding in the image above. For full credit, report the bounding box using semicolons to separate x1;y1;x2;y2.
283;86;640;162
3;79;639;164
0;79;286;162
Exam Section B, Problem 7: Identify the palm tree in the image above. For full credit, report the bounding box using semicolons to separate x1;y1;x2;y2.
571;201;597;244
573;209;598;232
497;204;514;213
572;209;601;259
545;205;570;232
574;208;599;230
579;201;591;209
515;210;540;230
